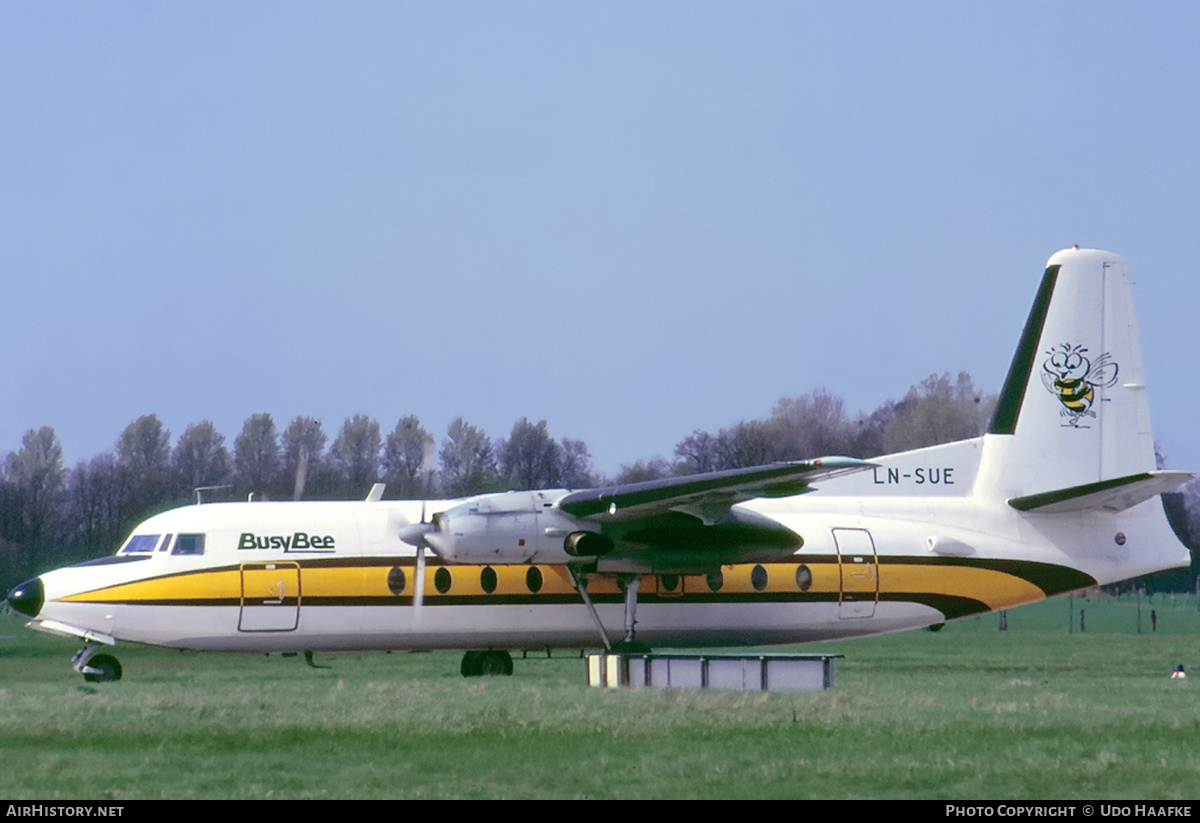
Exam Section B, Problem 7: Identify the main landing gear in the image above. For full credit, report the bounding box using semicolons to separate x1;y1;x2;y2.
609;574;651;654
566;568;652;654
458;570;653;676
460;649;514;677
72;644;122;683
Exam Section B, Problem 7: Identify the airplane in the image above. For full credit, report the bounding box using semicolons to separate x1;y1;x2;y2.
5;247;1192;682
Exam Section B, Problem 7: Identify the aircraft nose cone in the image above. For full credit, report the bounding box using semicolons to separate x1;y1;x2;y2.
6;577;44;618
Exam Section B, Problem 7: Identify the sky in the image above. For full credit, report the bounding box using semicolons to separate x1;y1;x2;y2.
2;2;1198;478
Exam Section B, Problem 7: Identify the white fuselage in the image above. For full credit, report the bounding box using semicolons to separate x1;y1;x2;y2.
28;438;1187;654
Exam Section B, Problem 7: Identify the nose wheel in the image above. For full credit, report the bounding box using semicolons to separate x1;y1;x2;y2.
72;644;122;683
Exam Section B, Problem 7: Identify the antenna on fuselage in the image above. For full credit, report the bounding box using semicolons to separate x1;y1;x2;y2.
194;485;232;505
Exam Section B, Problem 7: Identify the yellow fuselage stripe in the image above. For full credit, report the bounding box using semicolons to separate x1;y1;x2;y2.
57;560;1046;612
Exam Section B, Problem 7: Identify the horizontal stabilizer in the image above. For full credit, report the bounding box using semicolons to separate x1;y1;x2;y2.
1007;471;1191;514
560;457;872;521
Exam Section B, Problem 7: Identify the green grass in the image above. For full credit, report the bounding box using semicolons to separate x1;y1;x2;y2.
2;594;1200;799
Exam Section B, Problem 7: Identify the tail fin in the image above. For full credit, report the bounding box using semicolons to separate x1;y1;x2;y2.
983;247;1186;502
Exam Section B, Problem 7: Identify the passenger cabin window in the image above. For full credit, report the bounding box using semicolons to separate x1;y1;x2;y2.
172;533;205;556
120;534;160;554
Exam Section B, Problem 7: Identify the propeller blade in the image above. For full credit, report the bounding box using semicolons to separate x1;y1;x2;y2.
414;545;426;616
420;440;436;498
293;455;309;501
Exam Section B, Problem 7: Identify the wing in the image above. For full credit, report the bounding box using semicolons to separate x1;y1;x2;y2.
561;457;873;573
421;457;873;573
559;457;873;523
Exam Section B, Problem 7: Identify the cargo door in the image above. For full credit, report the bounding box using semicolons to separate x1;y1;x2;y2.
239;561;300;632
833;528;877;619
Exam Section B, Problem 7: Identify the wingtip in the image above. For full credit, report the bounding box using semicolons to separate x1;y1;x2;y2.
811;455;875;469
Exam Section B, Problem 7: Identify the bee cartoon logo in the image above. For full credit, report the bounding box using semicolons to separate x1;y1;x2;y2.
1041;342;1119;427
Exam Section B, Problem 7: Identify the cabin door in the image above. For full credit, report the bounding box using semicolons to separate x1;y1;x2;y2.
833;528;878;619
239;562;301;632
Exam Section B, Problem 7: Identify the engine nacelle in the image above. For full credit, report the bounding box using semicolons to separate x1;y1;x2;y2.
563;530;613;557
424;490;596;564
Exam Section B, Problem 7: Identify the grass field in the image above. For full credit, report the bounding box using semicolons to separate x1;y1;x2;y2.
2;594;1199;799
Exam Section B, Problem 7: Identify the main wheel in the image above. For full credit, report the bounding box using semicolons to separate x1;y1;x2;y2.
480;650;513;677
83;654;122;683
460;650;484;677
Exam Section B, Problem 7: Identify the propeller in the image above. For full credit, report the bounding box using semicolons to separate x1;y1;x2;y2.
396;435;440;616
399;503;437;614
414;503;427;617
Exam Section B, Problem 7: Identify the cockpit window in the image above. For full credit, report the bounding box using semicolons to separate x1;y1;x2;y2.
119;534;160;554
172;533;205;556
158;534;174;552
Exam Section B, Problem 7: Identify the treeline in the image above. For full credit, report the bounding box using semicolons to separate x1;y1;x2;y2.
622;373;995;481
2;371;1197;593
0;371;995;587
0;411;604;588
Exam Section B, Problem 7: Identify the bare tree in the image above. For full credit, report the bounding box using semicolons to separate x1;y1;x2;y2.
234;413;281;499
559;437;596;489
498;418;561;490
173;421;231;498
65;452;129;562
768;389;855;459
439;418;496;497
614;457;672;484
715;420;775;469
4;426;65;573
382;415;435;498
117;415;170;478
675;430;723;474
330;414;382;497
281;416;328;499
116;414;174;515
849;401;896;459
884;372;995;454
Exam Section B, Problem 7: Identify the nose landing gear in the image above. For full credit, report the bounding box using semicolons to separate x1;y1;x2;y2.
72;644;122;683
